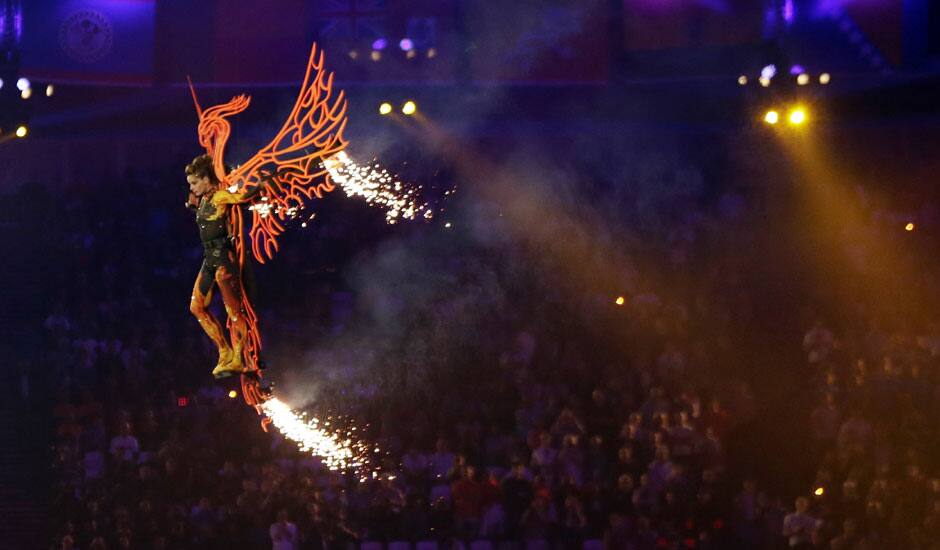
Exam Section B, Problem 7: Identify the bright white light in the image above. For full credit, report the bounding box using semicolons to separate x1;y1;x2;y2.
738;75;748;85
760;64;777;80
759;76;771;87
379;102;393;115
46;84;54;96
20;87;31;99
15;125;28;138
399;38;414;51
402;101;417;116
819;73;831;85
0;77;4;90
16;77;29;91
797;73;810;85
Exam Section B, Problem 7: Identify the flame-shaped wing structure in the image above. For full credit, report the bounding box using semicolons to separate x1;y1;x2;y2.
228;43;348;263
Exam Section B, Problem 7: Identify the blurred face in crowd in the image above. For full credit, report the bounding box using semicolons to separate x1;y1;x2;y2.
795;496;809;513
618;474;634;492
618;445;633;462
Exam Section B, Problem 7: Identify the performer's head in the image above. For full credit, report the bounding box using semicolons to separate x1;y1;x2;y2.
185;154;219;197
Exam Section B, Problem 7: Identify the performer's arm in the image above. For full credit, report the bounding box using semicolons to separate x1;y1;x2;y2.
211;173;276;205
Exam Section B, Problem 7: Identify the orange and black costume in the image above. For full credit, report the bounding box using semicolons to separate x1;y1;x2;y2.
185;42;348;412
187;184;264;379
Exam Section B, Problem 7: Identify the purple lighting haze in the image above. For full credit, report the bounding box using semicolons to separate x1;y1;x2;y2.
372;38;387;51
783;0;795;23
790;64;805;75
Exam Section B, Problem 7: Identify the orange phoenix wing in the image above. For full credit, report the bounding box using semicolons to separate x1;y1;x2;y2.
229;43;349;264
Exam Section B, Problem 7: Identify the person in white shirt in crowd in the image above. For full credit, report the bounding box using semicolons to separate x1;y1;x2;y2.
109;422;139;463
783;496;819;549
270;509;299;550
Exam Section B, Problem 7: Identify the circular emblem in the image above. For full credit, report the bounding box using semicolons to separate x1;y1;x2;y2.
59;10;113;63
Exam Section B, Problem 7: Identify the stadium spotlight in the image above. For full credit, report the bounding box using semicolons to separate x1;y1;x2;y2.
819;73;831;85
0;77;4;89
15;125;28;138
759;76;771;87
788;108;807;125
46;84;54;97
615;296;625;306
370;50;382;62
379;102;393;115
764;110;780;125
906;222;915;231
371;38;387;51
401;101;417;116
16;77;29;91
20;87;31;99
427;48;437;59
399;38;414;51
796;73;810;85
737;75;748;85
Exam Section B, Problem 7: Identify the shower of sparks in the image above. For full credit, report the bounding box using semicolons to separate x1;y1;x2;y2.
324;151;435;224
260;398;375;474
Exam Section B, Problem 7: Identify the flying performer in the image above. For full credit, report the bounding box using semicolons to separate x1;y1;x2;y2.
184;43;348;407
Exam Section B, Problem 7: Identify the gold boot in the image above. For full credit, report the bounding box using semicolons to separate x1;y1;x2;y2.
211;349;245;379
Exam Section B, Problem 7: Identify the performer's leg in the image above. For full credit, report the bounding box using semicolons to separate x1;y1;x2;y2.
190;266;233;368
215;264;249;372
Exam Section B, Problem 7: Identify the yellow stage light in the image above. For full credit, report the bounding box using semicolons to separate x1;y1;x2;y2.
20;87;31;99
797;73;810;85
759;76;771;87
615;296;625;306
370;50;382;62
228;390;237;399
819;73;831;85
738;75;748;85
789;108;807;125
814;487;825;496
427;48;437;59
379;102;393;115
764;110;780;125
15;125;28;138
906;222;915;231
406;49;417;59
401;101;417;116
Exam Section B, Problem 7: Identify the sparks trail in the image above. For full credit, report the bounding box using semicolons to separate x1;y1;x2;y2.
324;151;436;224
259;398;378;476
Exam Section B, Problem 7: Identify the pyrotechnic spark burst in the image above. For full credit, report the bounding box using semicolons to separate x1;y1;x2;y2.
260;397;374;473
324;151;435;224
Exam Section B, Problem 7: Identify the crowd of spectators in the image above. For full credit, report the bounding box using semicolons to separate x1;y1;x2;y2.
21;128;940;550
